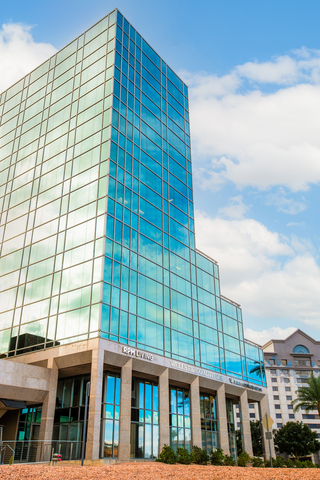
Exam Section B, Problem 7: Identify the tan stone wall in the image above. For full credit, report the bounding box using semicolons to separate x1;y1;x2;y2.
0;339;268;460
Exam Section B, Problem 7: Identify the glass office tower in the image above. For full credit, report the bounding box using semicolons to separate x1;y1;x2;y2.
0;9;267;462
0;10;265;386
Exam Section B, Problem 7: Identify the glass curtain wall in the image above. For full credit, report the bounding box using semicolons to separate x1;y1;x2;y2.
101;372;121;457
0;12;116;355
169;386;191;452
0;7;266;388
100;11;266;387
226;398;237;460
15;406;42;462
17;406;42;441
53;374;90;459
200;393;218;451
130;377;159;458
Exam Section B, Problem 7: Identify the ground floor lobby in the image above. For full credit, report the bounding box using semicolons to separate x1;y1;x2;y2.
0;337;273;463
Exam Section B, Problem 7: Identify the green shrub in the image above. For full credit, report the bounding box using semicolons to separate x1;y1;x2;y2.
264;457;276;467
190;445;209;465
274;456;285;468
209;448;224;466
251;456;264;467
157;444;177;464
294;460;303;468
8;456;14;466
300;460;317;468
284;458;295;468
224;454;236;466
177;447;191;464
237;451;251;467
265;456;286;468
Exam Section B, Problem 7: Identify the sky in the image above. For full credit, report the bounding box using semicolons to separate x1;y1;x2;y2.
1;0;320;345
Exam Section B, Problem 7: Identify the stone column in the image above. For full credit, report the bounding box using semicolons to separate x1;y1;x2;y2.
259;394;276;460
190;376;202;448
239;390;253;455
118;358;132;461
217;383;229;454
38;357;58;461
86;347;104;460
159;368;170;450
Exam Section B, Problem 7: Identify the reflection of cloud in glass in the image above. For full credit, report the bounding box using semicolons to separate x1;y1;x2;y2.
172;330;193;359
56;306;90;340
21;299;50;324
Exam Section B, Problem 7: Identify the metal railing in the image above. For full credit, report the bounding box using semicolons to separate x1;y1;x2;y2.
0;440;83;464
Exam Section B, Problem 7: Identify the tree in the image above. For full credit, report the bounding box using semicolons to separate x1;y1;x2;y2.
250;420;263;456
273;421;320;459
236;421;263;456
292;374;320;415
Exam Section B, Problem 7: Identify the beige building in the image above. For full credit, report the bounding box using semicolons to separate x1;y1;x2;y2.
263;329;320;461
263;330;320;429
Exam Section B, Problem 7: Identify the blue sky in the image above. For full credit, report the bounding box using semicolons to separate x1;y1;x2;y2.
2;0;320;344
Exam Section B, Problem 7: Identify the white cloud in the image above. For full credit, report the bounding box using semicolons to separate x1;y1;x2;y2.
218;195;249;219
195;209;293;286
245;327;297;346
235;50;320;85
195;210;320;328
181;70;240;97
183;49;320;192
265;189;307;215
0;23;56;93
236;55;299;84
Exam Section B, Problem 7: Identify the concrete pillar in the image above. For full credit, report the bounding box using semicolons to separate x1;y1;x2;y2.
86;347;104;460
118;358;132;461
190;376;202;448
259;394;276;460
38;357;58;461
239;390;253;455
217;383;229;454
159;368;169;450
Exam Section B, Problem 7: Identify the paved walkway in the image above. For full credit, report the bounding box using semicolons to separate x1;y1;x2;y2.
1;462;320;479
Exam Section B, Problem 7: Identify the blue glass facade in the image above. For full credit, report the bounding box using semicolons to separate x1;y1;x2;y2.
101;11;266;387
0;8;265;386
0;9;270;464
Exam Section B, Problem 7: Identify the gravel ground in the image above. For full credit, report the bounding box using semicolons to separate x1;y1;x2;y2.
1;463;320;480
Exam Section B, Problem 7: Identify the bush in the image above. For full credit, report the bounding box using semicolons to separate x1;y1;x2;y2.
284;458;295;468
8;456;14;466
177;447;191;464
224;454;236;466
264;457;277;468
265;456;294;468
237;451;251;467
209;448;224;466
274;456;285;468
301;460;317;468
157;444;177;464
190;445;209;465
252;456;264;467
263;456;318;468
